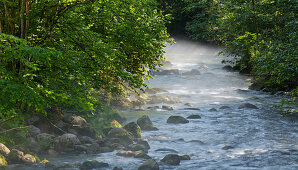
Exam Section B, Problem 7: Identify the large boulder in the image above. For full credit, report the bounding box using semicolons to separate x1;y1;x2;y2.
27;125;41;137
238;103;259;109
124;122;142;138
80;160;109;170
138;159;159;170
27;137;39;153
7;149;24;163
136;139;150;151
36;133;56;151
167;116;189;124
55;133;81;152
161;154;180;165
137;115;158;131
0;143;10;156
107;128;134;146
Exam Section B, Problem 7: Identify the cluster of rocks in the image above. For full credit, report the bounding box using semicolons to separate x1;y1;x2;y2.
0;143;36;166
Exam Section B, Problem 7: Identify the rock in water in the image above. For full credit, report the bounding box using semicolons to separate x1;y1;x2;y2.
116;151;136;157
134;152;151;159
179;155;191;160
137;115;158;131
55;133;80;152
161;154;180;165
222;146;234;150
182;69;200;75
187;115;201;119
167;116;189;124
219;106;230;109
209;108;217;112
124;122;142;138
238;103;259;109
138;159;159;170
80;160;109;170
162;105;174;110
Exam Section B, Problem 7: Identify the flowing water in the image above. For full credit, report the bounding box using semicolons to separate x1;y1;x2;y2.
9;37;297;170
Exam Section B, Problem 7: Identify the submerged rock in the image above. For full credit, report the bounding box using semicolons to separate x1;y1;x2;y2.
187;115;201;119
222;146;234;150
238;103;259;109
80;160;109;170
161;154;180;165
219;106;230;109
124;122;142;138
113;166;123;170
155;148;178;153
167;116;189;124
184;103;193;107
184;108;201;111
209;108;217;112
182;69;200;75
137;115;158;131
138;159;159;170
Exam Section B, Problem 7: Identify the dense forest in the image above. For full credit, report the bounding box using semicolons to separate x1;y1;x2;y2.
0;0;297;163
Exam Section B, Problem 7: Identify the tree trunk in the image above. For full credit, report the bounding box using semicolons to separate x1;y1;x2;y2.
20;0;25;38
25;0;29;39
3;0;15;35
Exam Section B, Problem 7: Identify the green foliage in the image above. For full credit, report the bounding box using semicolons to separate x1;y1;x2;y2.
0;0;170;120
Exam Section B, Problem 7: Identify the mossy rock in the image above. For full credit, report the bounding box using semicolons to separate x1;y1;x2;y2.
107;128;133;146
179;154;191;160
110;120;122;128
138;159;159;170
137;115;158;131
124;122;142;138
0;155;7;166
161;154;180;165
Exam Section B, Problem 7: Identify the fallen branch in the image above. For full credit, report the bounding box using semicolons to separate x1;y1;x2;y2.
0;126;30;134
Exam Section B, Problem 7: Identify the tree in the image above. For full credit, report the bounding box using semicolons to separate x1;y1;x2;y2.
0;0;171;120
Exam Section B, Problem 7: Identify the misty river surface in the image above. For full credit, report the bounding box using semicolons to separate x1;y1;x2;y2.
13;38;297;169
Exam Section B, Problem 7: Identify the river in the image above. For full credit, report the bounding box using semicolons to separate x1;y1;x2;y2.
12;37;297;170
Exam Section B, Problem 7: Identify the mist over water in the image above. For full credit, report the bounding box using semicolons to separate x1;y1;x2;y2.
12;37;297;170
